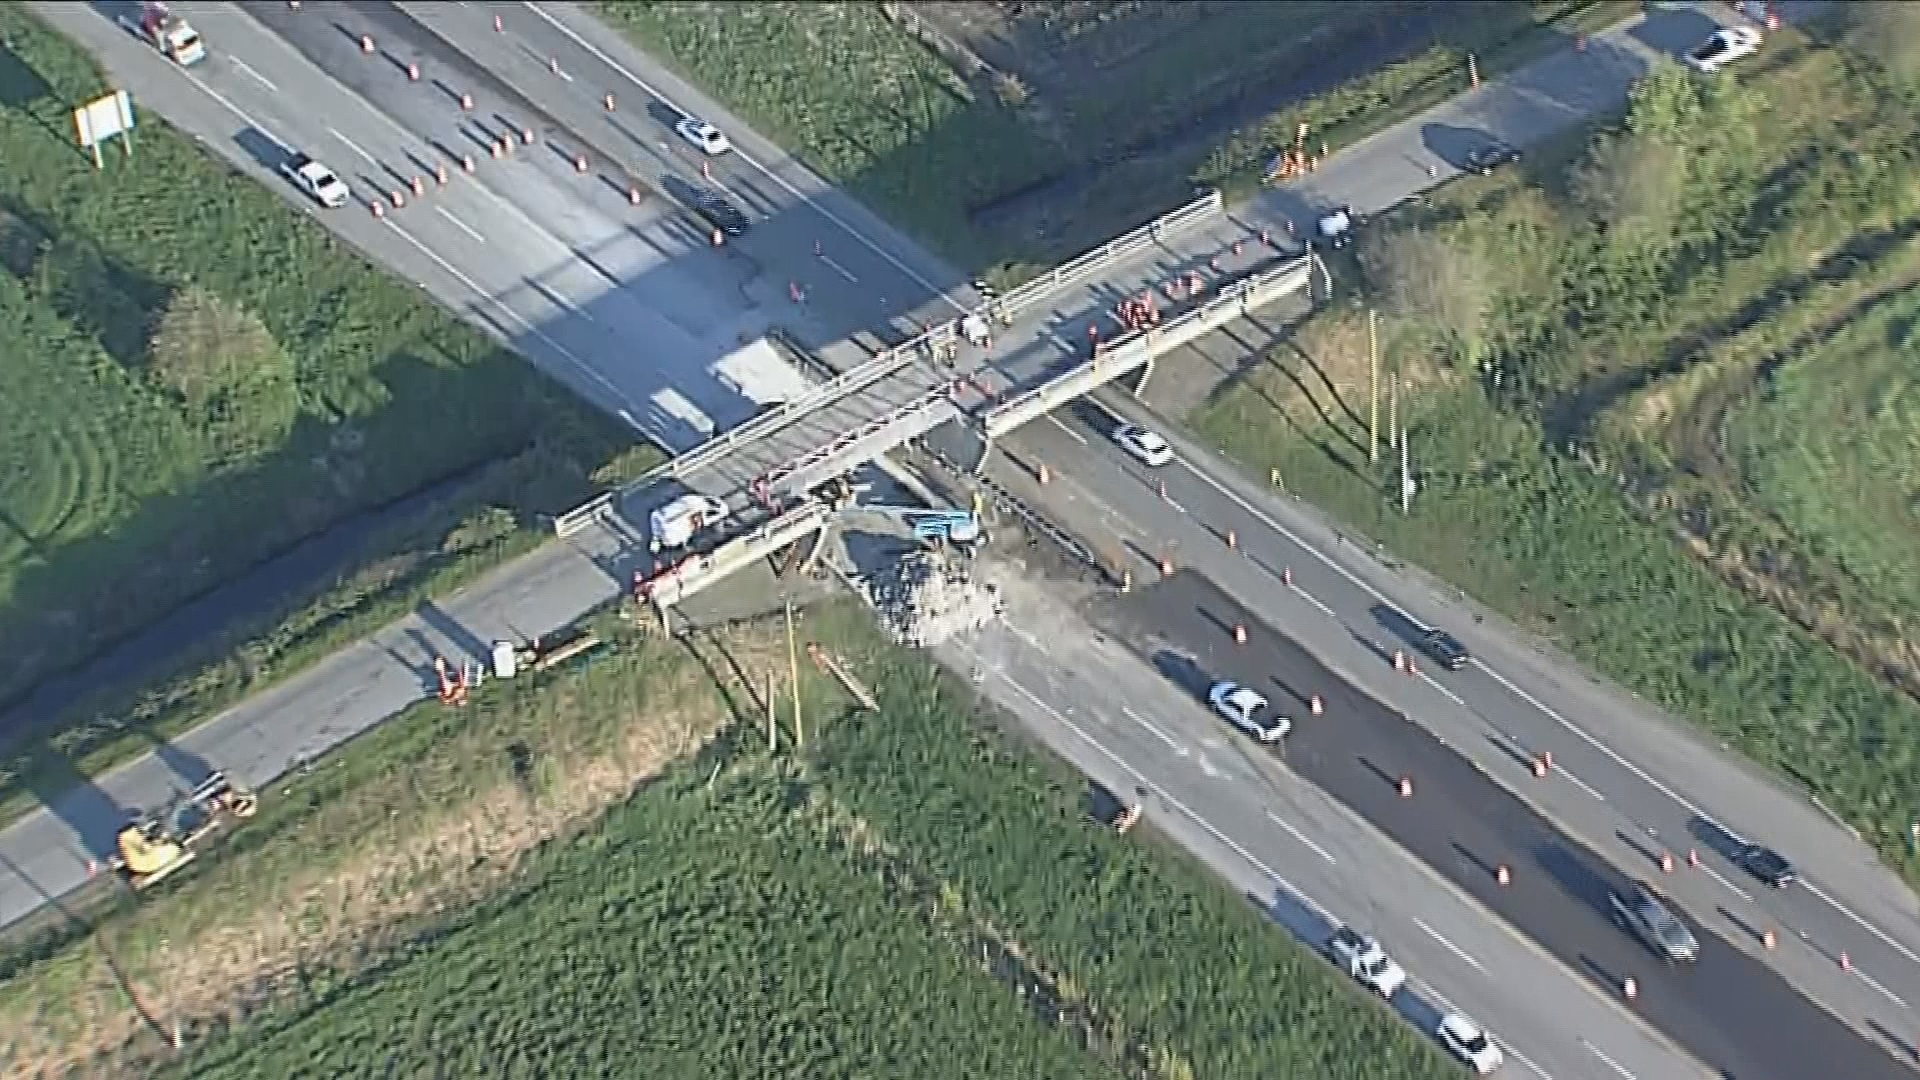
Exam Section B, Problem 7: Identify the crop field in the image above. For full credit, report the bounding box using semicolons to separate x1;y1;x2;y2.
1189;21;1920;877
597;1;1623;273
0;599;1451;1079
0;13;630;752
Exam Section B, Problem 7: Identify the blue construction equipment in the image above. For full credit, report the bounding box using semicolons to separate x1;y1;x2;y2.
909;510;983;546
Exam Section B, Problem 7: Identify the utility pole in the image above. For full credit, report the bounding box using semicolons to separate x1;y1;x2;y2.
1367;308;1379;465
1387;368;1398;469
785;599;803;748
766;669;777;753
1398;375;1413;516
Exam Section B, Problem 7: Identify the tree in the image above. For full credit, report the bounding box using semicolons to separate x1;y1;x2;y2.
1847;1;1920;83
1359;226;1490;363
1571;131;1686;241
146;286;297;470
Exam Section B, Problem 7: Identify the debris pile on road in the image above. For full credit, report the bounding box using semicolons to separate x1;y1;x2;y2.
865;551;1003;648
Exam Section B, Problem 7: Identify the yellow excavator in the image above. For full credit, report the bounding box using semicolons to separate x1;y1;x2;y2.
114;771;258;890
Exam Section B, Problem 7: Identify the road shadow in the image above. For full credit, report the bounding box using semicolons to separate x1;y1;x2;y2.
1419;122;1494;172
1688;815;1748;862
1533;839;1614;918
232;126;290;170
1246;885;1337;953
1369;603;1432;650
18;742;125;861
1629;6;1721;57
149;738;214;795
1149;648;1210;700
416;599;491;662
1867;1018;1919;1065
645;98;685;130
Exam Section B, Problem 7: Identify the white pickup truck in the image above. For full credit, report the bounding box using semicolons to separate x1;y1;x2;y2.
1326;926;1408;1000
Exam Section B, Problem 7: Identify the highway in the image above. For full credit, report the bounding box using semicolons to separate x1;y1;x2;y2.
1084;569;1904;1080
952;571;1712;1080
8;0;1908;1074
988;368;1920;1064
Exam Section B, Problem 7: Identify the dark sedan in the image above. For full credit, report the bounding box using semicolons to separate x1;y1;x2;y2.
1418;628;1471;671
1738;844;1796;888
1463;140;1520;176
694;193;749;237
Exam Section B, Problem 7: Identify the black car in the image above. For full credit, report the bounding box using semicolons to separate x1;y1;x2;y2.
1463;140;1519;176
693;193;749;237
1737;844;1796;888
1418;628;1471;671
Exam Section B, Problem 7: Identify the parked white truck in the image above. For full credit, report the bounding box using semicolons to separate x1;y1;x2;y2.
1326;926;1407;1000
123;1;206;66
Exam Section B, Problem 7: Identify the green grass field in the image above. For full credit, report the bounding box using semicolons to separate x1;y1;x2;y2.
1726;287;1920;625
2;600;1451;1080
0;12;637;765
1191;31;1920;876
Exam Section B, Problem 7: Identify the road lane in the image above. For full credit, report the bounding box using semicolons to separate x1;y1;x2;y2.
1086;569;1907;1080
957;573;1713;1080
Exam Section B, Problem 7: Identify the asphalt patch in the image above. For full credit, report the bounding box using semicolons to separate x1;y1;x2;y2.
1084;570;1908;1080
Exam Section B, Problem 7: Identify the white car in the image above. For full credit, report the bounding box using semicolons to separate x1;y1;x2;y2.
1208;681;1289;743
280;152;350;209
676;117;732;156
1437;1012;1505;1075
1112;423;1174;467
1684;26;1761;73
1326;926;1407;999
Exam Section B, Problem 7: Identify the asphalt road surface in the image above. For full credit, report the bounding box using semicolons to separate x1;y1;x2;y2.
1086;569;1906;1080
951;572;1712;1080
11;4;1908;1073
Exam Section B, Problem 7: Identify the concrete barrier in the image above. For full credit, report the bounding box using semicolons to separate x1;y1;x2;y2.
642;500;831;609
552;491;615;538
983;256;1312;440
991;189;1224;325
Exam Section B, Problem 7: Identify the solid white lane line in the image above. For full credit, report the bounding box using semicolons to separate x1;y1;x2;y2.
1798;879;1920;970
1853;966;1908;1009
1265;810;1336;864
1412;917;1485;972
1046;414;1088;444
1552;764;1606;803
230;57;278;92
1504;1043;1556;1080
1696;864;1750;904
435;206;486;243
1580;1038;1636;1080
1174;456;1920;972
521;1;964;312
328;126;378;166
1290;583;1335;618
1417;670;1466;707
819;253;859;283
1121;707;1189;757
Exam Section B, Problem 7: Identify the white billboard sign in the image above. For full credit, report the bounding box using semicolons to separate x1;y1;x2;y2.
73;90;135;169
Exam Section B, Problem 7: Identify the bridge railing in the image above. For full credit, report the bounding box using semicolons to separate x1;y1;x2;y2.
982;255;1314;438
551;188;1230;539
989;189;1224;325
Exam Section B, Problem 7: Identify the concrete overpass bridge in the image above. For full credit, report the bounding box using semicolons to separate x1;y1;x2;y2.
552;189;1323;610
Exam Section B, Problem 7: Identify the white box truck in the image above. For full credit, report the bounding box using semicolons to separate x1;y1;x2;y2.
648;493;730;554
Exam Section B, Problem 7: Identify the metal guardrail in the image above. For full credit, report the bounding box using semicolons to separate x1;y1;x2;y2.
990;189;1224;324
983;255;1314;435
553;491;616;538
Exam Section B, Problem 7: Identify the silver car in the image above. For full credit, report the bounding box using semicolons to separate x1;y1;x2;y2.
1610;881;1698;962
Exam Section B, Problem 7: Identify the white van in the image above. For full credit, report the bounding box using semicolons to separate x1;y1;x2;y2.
648;493;731;553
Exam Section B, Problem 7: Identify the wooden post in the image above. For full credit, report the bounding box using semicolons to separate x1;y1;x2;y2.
1368;309;1379;464
786;600;804;748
